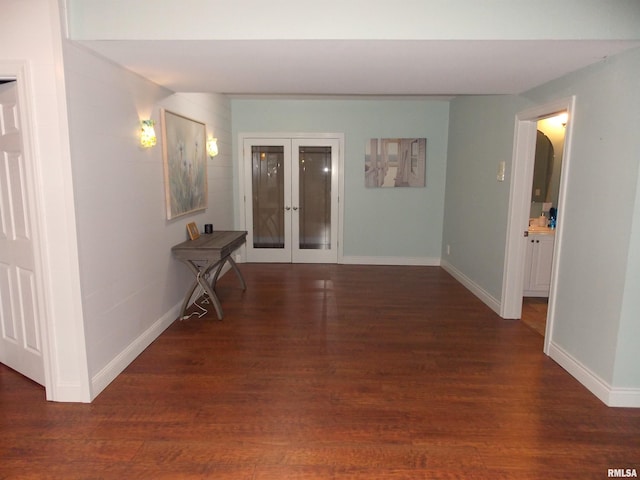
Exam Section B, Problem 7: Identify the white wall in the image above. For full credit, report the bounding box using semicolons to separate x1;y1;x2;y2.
0;0;90;401
63;42;234;398
232;99;449;264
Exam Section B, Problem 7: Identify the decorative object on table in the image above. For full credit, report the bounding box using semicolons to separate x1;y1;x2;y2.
186;222;200;241
364;138;426;188
204;223;213;234
161;109;207;219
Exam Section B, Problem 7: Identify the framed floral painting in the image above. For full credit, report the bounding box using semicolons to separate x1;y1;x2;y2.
161;109;207;219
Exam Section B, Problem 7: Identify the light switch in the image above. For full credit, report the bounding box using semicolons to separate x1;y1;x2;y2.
497;161;506;182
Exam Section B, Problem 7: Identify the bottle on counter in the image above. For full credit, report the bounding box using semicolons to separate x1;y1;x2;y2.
549;207;557;229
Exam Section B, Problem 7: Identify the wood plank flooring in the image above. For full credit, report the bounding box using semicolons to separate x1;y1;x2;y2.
1;264;639;479
521;297;548;336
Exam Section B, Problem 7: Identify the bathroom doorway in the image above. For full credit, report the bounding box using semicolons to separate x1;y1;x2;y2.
521;113;567;336
501;96;575;355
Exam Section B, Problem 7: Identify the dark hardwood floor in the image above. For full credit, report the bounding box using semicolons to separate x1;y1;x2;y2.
1;264;639;479
521;297;548;337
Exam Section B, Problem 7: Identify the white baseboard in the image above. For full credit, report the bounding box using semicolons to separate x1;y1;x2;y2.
341;255;441;266
90;302;180;400
548;341;640;408
46;381;92;403
440;259;501;315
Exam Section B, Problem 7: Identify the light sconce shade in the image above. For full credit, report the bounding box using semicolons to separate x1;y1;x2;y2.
207;136;219;158
558;112;568;127
140;119;157;148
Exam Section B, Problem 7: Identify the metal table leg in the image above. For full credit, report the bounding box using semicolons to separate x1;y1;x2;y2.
178;258;224;320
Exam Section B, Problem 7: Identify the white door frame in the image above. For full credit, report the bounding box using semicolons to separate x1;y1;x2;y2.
501;96;575;355
237;132;345;263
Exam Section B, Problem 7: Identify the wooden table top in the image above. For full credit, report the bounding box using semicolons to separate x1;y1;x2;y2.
171;230;247;262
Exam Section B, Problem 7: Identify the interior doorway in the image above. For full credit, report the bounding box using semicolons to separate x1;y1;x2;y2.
240;133;344;264
501;96;575;355
521;113;568;336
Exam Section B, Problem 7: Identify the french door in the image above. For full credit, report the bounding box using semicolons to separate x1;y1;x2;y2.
243;135;341;263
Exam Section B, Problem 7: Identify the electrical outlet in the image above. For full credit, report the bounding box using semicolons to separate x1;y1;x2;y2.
446;244;451;255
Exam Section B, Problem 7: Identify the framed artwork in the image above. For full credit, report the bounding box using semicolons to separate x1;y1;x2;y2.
186;222;200;240
161;109;207;219
364;138;427;188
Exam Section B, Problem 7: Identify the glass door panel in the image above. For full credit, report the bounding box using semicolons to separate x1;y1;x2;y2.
244;138;291;263
292;138;339;264
251;145;284;249
298;146;332;250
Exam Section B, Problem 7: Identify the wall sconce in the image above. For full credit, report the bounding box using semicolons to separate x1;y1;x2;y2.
140;119;157;148
207;136;219;158
558;112;568;127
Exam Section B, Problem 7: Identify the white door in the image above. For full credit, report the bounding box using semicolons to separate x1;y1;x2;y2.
243;136;340;263
0;81;45;385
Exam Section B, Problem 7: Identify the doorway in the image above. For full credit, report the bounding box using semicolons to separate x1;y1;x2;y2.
501;96;575;354
521;114;567;336
241;134;343;263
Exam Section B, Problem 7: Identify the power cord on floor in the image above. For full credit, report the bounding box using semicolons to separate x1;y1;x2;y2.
180;281;211;320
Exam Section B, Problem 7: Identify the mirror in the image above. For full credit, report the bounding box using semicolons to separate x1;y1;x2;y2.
532;130;554;203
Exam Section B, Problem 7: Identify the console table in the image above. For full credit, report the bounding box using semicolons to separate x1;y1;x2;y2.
171;230;247;320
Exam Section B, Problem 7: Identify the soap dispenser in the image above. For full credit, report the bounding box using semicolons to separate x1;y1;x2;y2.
538;212;547;227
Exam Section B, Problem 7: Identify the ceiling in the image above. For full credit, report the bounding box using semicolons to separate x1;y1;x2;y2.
77;39;640;97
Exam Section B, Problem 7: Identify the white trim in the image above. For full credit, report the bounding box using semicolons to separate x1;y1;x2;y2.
500;118;537;319
608;388;640;409
548;341;640;408
341;255;441;266
501;96;576;355
441;259;501;315
91;303;180;400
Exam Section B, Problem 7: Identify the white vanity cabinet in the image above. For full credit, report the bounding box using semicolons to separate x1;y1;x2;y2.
523;233;555;297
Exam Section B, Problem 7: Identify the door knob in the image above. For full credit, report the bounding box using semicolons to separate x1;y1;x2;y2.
292;206;298;211
284;206;291;211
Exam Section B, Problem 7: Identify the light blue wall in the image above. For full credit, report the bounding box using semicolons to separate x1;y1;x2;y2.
231;99;450;262
442;94;532;300
442;48;640;390
615;166;640;387
522;47;640;387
